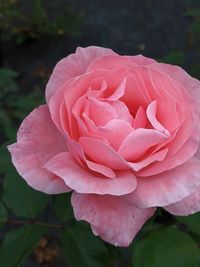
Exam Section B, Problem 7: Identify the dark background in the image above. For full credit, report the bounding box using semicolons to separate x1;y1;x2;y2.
1;0;200;266
1;0;200;97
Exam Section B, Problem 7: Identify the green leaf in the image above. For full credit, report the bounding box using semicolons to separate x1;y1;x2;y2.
0;143;14;174
52;193;74;222
3;170;51;218
176;212;200;236
185;9;200;17
0;201;7;228
61;226;108;267
0;68;18;97
159;51;184;65
0;224;47;266
132;227;200;267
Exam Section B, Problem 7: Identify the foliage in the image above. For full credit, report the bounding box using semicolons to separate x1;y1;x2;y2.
0;0;82;43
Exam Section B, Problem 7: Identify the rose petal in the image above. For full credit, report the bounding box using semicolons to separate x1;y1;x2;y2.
7;105;70;194
86;54;136;72
126;157;200;208
121;71;151;114
97;119;134;150
88;97;116;126
134;106;147;129
150;62;200;119
79;137;129;170
111;101;133;123
71;192;155;247
146;100;170;135
125;54;156;66
164;186;200;215
118;128;169;161
85;159;116;178
147;68;183;132
46;46;115;101
128;148;168;172
106;77;126;101
45;152;137;196
139;115;200;176
66;136;116;178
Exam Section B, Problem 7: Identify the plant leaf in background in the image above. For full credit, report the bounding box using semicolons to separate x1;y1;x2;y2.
61;225;109;267
132;227;200;267
3;172;51;218
0;68;18;96
0;224;47;266
176;213;200;236
1;144;51;218
52;193;74;222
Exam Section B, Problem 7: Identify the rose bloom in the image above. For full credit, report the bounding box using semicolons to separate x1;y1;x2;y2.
8;46;200;246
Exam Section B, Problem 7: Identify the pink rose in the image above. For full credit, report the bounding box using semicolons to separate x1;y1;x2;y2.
8;46;200;246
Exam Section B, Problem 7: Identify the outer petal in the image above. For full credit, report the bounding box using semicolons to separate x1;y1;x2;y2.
150;62;200;118
164;187;200;215
7;105;70;194
71;193;155;247
125;54;156;65
46;46;115;101
125;157;200;208
45;152;137;196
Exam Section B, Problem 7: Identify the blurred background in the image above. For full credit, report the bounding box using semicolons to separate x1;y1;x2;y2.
1;0;200;266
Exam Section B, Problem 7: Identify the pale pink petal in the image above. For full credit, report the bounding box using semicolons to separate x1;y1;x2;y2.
121;72;151;114
86;54;155;74
166;112;195;157
88;97;116;126
125;54;156;66
139;116;200;176
66;136;116;178
49;70;105;138
71;95;108;141
150;62;200;118
118;128;169;161
85;159;116;178
111;101;133;123
7;105;70;194
126;157;200;208
97;119;134;150
128;148;168;172
106;77;126;101
86;54;135;73
147;68;182;132
164;187;200;215
71;193;156;247
63;70;107;138
134;106;147;129
146;100;170;135
45;152;137;196
79;137;129;170
46;46;115;101
48;84;72;134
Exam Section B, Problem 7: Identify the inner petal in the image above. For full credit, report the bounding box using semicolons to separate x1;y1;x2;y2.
88;97;116;126
79;136;128;170
111;100;134;124
118;128;169;161
97;119;134;150
134;106;147;129
146;100;170;135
